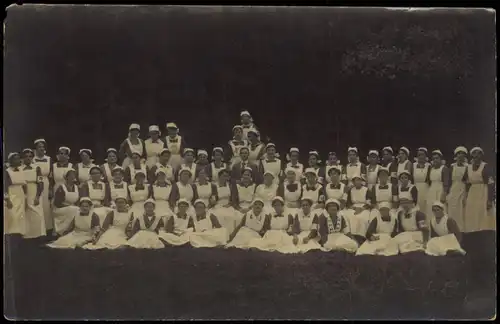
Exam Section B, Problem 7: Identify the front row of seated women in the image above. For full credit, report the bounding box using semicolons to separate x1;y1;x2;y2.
47;191;466;257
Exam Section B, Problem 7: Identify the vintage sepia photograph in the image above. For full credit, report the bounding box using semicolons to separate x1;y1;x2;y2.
3;5;496;320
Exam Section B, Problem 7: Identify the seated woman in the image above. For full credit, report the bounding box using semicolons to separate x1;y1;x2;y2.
105;166;129;209
210;169;239;233
393;195;428;254
47;197;100;249
231;167;257;219
292;198;322;253
84;197;134;250
425;201;466;256
150;169;174;218
188;199;228;248
194;168;217;208
125;152;149;185
370;167;398;210
277;168;303;215
127;170;151;218
158;199;193;246
343;174;372;244
356;202;399;256
52;168;80;235
126;199;165;249
170;168;197;216
323;167;348;209
226;198;268;249
80;166;111;225
302;168;326;210
318;199;358;253
255;171;279;213
250;196;296;253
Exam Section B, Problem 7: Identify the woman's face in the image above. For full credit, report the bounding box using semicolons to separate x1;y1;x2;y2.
286;171;296;183
80;202;91;214
327;204;339;215
308;155;318;167
194;203;206;216
301;200;312;215
290;151;299;162
135;174;146;185
328;155;338;164
400;174;410;186
233;128;243;139
382;151;392;161
178;204;189;214
57;150;69;163
144;203;155;215
252;202;264;214
266;147;276;158
116;199;127;211
247;132;257;142
35;142;46;155
417;151;427;163
241;115;251;125
65;171;76;182
159;152;171;163
353;178;363;188
432;154;442;165
132;154;141;165
240;149;249;161
264;174;274;186
329;171;340;182
272;202;284;214
432;206;444;218
398;151;408;161
306;173;316;184
80;152;91;164
456;152;466;163
10;154;22;167
197;154;208;164
180;172;191;183
129;129;140;139
184;152;194;164
150;131;160;140
90;168;102;182
241;170;253;183
213;151;223;161
112;171;123;183
197;170;207;182
471;151;482;163
167;128;178;137
378;172;389;183
348;152;357;163
368;154;378;164
157;172;167;183
23;152;34;165
107;152;118;164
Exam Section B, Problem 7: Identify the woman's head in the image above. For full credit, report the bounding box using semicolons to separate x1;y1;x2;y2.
144;199;155;215
454;146;468;164
285;169;297;183
159;149;171;164
79;149;92;164
416;148;428;163
107;149;118;164
79;198;93;214
328;152;338;164
89;166;102;182
179;169;192;183
325;199;340;215
22;149;34;165
300;198;313;214
308;151;320;167
377;168;390;183
177;200;189;214
247;130;258;143
57;147;70;163
129;124;140;139
112;167;124;182
470;147;483;163
212;147;224;162
399;171;411;186
347;147;358;163
288;148;300;163
367;150;379;165
131;152;142;166
8;152;22;167
431;201;445;218
218;169;230;184
431;150;443;166
241;168;253;183
135;171;146;185
197;168;208;183
271;197;284;214
148;125;161;140
382;147;393;162
265;143;276;159
194;200;207;216
34;139;47;155
252;199;264;214
232;126;243;140
115;197;128;211
263;172;275;186
305;170;317;184
64;168;77;183
328;167;341;182
183;149;195;163
197;150;209;165
166;123;179;137
156;170;167;184
352;175;363;188
240;111;252;125
398;147;410;162
239;147;250;161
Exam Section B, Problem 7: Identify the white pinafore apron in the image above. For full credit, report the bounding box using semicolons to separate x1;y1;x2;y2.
195;183;214;207
426;166;446;216
302;184;323;209
211;184;239;233
325;183;347;204
145;138;165;168
286;162;304;182
261;159;282;185
175;182;196;216
324;164;342;184
77;162;96;184
237;183;256;211
166;136;183;170
189;214;228;248
52;163;74;193
180;163;197;183
447;163;467;231
4;168;27;235
226;210;265;249
413;162;430;214
108;181;129;208
84;210;132;250
47;213;94;249
248;144;264;166
322;214;359;253
295;210;322;253
155;163;175;183
128;185;149;219
33;156;52;231
229;140;248;167
345;187;371;237
122;138;144;169
356;212;398;256
152;184;173;218
426;215;466;256
158;214;192;246
127;215;165;249
23;166;46;238
394;208;424;253
255;184;278;213
210;162;227;184
396;160;412;182
53;184;80;234
372;184;394;207
88;181;110;225
464;162;496;232
345;163;362;187
283;182;302;214
128;164;148;185
366;164;380;190
251;214;294;253
102;163;118;183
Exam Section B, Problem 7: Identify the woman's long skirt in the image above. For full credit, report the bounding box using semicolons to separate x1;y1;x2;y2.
355;233;399;256
189;228;228;248
82;226;129;250
52;206;80;235
47;231;93;249
393;231;425;254
249;230;297;253
464;184;496;232
321;233;359;253
158;228;193;246
4;186;26;235
425;234;466;256
127;230;165;249
225;227;262;249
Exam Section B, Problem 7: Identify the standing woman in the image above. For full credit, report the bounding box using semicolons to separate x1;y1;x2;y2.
76;149;96;185
164;122;185;170
307;151;323;184
119;123;145;169
247;130;265;166
302;168;326;210
277;168;303;215
175;148;197;183
259;143;282;185
4;152;27;238
128;171;151;219
193;168;217;208
148;148;175;184
144;125;165;169
100;148;119;183
447;146;469;231
105;167;129;208
426;150;450;217
207;147;229;184
150;170;174;218
240;110;258;141
51;146;73;193
52;168;80;235
255;171;279;213
125;152;149;185
227;126;248;167
211;169;239;233
390;147;413;186
413;147;431;214
232;167;257;219
285;148;304;181
323;167;348;209
79;166;110;225
464;147;496;232
365;150;381;190
32;139;53;236
381;146;395;169
344;147;367;188
169;168;197;217
22;149;46;239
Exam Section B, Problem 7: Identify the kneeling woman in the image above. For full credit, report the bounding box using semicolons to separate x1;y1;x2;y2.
356;202;399;256
188;199;228;248
250;196;296;253
226;198;268;249
80;166;111;225
158;199;193;246
425;201;466;256
393;196;427;254
292;198;322;253
47;197;100;249
126;199;165;249
52;168;80;235
84;197;134;250
318;199;358;253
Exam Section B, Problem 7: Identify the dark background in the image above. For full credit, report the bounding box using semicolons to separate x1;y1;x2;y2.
3;6;496;164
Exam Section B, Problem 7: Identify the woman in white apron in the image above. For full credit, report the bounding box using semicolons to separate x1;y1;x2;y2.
413;147;430;215
125;152;149;185
144;125;165;168
344;174;372;244
176;148;197;183
247;130;265;166
226;198;267;249
318;199;359;253
80;166;111;225
249;196;296;253
4;152;27;237
127;199;165;249
210;169;239;233
425;201;466;256
21;149;46;239
188;199;228;248
76;149;96;185
193;168;217;208
302;168;326;210
232;167;257;215
170;168;197;216
33;139;53;235
344;147;367;188
195;149;211;180
381;146;395;169
128;170;151;219
150;170;174;218
324;152;343;184
356;202;399;256
100;148;119;183
285;148;304;181
47;197;100;249
105;166;129;209
84;197;134;250
447;146;469;231
158;199;192;246
258;143;282;185
148;148;175;184
365;150;381;190
164;122;185;170
397;171;419;211
370;167;398;211
240;111;258;140
393;196;428;254
207;147;229;184
51;146;73;193
292;198;322;253
390;147;414;186
255;171;279;214
52;168;80;235
277;168;303;215
464;147;496;232
426;150;450;217
324;167;348;209
119;123;145;169
227;126;248;167
306;151;323;185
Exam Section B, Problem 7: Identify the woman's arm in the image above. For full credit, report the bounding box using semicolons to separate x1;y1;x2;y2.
228;215;246;242
259;214;271;237
169;183;179;209
447;217;463;244
164;216;175;233
210;214;222;229
230;182;240;210
127;218;140;239
148;165;158;184
53;186;67;208
308;214;320;239
35;166;44;200
365;218;378;240
441;165;451;196
79;182;89;198
154;218;165;234
124;167;132;184
317;215;328;245
118;140;128;163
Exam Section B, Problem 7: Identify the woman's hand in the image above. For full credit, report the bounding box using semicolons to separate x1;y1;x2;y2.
440;193;447;204
292;235;298;245
5;199;13;209
369;235;379;241
303;237;310;244
34;197;40;206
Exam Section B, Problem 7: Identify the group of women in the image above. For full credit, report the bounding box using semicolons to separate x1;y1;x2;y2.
3;111;496;256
